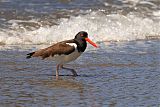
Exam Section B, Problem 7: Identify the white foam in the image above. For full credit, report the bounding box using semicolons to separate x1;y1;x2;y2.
153;10;160;17
0;11;160;45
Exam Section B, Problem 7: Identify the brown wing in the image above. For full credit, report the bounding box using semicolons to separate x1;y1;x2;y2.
26;40;76;59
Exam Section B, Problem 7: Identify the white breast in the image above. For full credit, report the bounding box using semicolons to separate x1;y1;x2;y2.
52;49;82;64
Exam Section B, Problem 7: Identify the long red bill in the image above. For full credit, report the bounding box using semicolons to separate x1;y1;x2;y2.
85;38;98;48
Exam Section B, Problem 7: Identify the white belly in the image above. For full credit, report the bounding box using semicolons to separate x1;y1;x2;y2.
49;50;82;64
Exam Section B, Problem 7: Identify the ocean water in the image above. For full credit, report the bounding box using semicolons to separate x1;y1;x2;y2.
0;0;160;107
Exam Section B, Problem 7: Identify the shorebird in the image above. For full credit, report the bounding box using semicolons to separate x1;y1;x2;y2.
26;31;98;79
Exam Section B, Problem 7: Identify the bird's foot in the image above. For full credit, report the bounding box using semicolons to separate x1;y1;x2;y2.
71;69;78;77
60;65;78;76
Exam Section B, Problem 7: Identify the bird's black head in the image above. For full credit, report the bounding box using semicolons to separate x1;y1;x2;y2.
74;31;88;41
74;31;98;52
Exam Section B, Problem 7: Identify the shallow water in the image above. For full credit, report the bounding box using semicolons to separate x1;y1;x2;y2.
0;40;160;107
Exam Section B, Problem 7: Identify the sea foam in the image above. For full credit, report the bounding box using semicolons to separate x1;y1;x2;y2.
0;11;160;45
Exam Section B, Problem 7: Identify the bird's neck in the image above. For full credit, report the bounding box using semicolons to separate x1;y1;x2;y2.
74;39;87;52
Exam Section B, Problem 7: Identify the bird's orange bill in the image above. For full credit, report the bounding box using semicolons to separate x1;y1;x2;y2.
85;38;98;48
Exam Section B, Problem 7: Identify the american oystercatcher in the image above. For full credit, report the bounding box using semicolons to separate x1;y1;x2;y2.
26;31;98;79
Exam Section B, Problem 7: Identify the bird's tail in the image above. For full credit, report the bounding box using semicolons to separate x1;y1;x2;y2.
26;52;35;59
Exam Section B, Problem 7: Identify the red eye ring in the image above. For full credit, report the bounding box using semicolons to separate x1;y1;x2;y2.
80;34;83;37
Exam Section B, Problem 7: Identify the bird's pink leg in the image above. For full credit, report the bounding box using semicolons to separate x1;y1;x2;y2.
56;64;60;80
60;64;78;76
